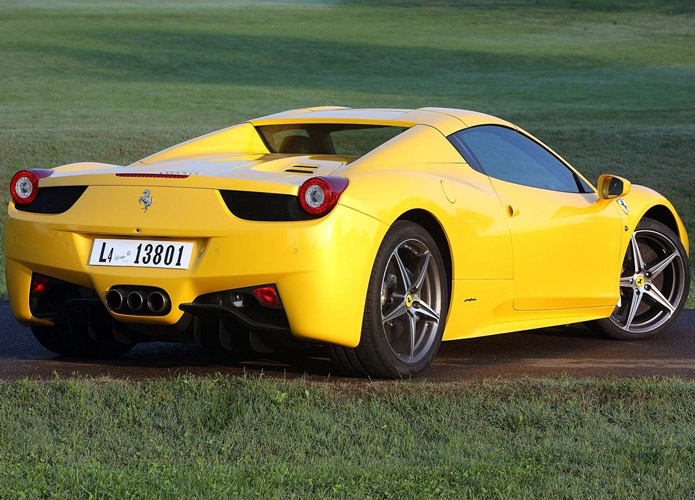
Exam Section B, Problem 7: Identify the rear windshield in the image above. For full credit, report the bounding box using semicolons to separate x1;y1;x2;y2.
256;124;407;157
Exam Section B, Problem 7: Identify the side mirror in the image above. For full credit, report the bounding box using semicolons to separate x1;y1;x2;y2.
597;174;631;199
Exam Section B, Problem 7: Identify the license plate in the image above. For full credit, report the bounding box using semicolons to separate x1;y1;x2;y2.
89;238;194;269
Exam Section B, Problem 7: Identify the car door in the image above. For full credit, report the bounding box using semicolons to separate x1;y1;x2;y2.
449;125;624;310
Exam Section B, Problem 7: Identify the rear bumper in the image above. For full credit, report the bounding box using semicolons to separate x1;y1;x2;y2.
5;201;386;347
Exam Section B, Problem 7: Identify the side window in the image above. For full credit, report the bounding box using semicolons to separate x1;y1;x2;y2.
450;126;589;193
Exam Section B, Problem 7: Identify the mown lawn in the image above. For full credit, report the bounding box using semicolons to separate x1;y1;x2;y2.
0;3;694;495
0;376;694;499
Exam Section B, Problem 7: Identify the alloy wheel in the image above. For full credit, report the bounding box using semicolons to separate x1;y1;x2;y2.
380;238;443;364
610;229;687;334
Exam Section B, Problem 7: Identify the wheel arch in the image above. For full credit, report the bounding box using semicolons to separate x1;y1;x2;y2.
395;209;453;309
623;185;689;256
643;204;679;237
634;202;689;256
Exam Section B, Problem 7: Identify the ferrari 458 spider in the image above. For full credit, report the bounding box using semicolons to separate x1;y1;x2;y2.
6;107;690;377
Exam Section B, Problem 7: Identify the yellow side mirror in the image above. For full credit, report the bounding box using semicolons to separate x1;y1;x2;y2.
597;174;631;199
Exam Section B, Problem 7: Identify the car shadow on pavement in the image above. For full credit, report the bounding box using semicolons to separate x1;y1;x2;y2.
3;306;693;381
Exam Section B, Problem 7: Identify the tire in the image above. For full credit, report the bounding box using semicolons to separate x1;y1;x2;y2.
31;308;134;358
328;221;449;378
590;218;690;340
31;324;83;357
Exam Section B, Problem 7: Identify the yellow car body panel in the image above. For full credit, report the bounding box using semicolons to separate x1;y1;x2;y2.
250;107;512;136
137;123;271;165
489;180;624;310
5;106;689;353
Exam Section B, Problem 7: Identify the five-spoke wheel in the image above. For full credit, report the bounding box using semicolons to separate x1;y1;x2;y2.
380;238;443;364
327;221;449;378
592;218;690;340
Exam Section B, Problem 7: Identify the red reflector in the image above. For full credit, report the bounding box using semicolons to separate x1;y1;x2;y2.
253;286;280;307
115;173;189;178
31;275;50;294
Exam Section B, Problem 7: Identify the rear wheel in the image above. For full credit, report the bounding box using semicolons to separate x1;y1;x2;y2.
31;309;134;358
31;324;82;357
591;218;690;340
328;221;449;378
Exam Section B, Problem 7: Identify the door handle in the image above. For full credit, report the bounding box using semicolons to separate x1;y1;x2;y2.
506;204;520;218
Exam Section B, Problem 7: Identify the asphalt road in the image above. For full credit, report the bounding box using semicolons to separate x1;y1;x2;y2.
1;301;694;381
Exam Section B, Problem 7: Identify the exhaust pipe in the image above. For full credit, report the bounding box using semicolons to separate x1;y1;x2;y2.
106;287;170;315
105;289;125;311
147;291;169;314
126;291;145;311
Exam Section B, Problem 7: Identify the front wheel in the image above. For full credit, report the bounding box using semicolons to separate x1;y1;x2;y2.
590;218;690;340
328;221;449;378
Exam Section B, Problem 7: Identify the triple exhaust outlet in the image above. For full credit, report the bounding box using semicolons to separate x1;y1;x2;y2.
106;287;170;316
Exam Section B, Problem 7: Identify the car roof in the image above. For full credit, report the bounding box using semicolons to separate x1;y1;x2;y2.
248;106;513;136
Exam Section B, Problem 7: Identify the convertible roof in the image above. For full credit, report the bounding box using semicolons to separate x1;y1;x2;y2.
248;106;513;136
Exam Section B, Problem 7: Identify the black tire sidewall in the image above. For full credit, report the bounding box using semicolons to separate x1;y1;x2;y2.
31;311;134;358
31;324;82;356
360;221;449;377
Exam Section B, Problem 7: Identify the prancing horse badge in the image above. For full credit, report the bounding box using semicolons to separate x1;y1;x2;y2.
139;189;154;212
616;198;629;215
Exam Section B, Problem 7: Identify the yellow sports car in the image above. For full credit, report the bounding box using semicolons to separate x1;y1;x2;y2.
6;107;691;378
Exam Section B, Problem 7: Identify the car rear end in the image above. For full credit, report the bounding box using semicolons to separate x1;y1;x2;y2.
6;161;386;348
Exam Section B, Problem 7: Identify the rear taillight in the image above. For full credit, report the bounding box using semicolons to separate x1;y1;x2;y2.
9;169;53;205
297;176;348;216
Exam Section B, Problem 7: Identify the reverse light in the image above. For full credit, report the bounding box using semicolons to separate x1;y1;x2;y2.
231;293;244;308
297;176;349;216
10;169;53;205
253;286;280;307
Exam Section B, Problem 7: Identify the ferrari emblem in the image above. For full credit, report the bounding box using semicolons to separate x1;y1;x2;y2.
405;295;414;307
138;189;154;212
635;276;645;287
616;198;629;215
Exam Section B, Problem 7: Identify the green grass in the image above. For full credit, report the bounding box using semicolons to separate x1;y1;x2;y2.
2;4;694;497
0;0;693;305
0;376;693;499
